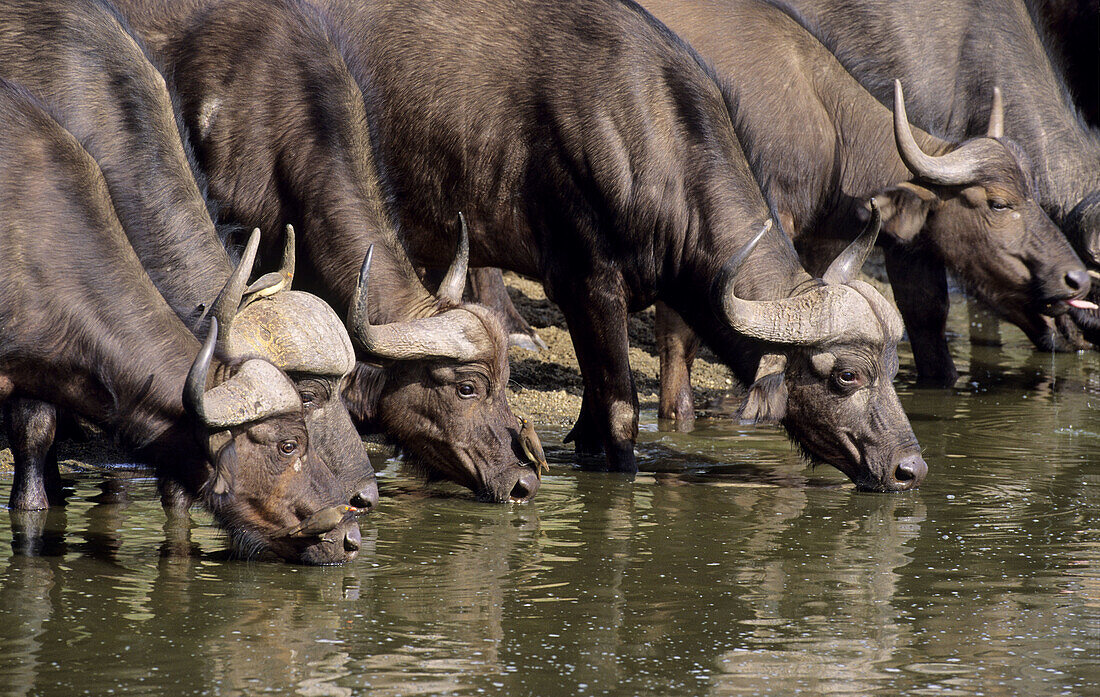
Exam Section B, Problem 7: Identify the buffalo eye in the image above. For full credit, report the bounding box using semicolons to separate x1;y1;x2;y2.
457;382;477;399
988;198;1010;212
295;379;330;408
833;368;861;391
279;439;299;456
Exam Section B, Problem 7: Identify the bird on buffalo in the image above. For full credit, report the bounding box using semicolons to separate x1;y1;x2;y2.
518;416;549;479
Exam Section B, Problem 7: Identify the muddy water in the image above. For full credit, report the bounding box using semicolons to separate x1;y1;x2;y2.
0;307;1097;697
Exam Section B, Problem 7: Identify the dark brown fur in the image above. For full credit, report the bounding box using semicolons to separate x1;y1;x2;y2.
310;0;924;488
0;77;357;563
0;0;375;511
774;0;1100;280
640;0;1088;397
113;0;539;502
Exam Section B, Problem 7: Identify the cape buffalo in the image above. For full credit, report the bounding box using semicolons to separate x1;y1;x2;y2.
0;77;360;563
0;0;377;512
637;0;1089;416
110;0;541;502
773;0;1100;338
302;0;927;490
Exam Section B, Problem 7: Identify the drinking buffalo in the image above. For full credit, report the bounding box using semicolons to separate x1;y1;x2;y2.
0;77;359;563
111;0;540;502
0;0;377;512
306;0;927;489
636;0;1089;419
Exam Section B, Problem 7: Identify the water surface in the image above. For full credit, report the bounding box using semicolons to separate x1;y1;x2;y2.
0;305;1097;696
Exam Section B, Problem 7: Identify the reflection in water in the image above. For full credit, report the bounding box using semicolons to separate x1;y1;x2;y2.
0;303;1097;696
711;495;926;696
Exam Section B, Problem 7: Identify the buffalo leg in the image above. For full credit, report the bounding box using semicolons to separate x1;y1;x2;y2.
4;399;63;510
467;268;547;352
655;302;699;430
158;479;194;518
882;243;957;386
560;287;638;472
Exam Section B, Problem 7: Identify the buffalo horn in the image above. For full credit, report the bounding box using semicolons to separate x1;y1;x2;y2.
894;80;985;185
211;228;261;353
348;245;485;361
720;222;883;345
713;219;772;301
436;212;470;304
822;200;881;284
986;87;1004;138
184;317;219;425
244;224;296;299
184;317;302;428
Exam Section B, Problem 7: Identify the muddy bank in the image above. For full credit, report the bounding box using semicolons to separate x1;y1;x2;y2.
501;273;737;428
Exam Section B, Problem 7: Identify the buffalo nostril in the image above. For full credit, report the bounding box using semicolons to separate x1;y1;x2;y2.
893;454;928;489
350;481;379;512
1065;269;1090;293
509;469;541;501
343;524;361;553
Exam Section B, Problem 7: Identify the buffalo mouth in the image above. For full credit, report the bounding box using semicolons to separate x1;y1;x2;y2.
476;463;541;503
406;448;542;503
1067;300;1100;342
222;525;359;565
292;520;362;565
791;429;868;488
1042;294;1098;317
794;429;924;492
248;507;362;565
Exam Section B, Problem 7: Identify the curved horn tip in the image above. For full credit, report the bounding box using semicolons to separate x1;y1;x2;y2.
893;79;914;147
986;86;1004;138
893;79;979;185
715;218;775;314
823;201;880;285
437;212;470;303
744;219;773;259
185;317;219;422
244;228;261;261
724;219;773;274
212;228;262;336
358;245;375;289
347;245;375;334
281;224;296;284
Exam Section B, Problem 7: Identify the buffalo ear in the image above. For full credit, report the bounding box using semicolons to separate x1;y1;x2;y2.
738;372;788;424
869;182;937;244
340;363;386;425
208;440;237;497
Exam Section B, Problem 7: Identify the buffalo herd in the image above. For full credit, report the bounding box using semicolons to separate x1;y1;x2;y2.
0;0;1095;563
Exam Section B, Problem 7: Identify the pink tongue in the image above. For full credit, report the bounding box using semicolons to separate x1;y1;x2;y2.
1067;298;1100;310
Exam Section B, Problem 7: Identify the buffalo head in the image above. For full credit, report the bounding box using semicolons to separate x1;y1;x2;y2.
211;227;379;512
721;210;927;492
871;81;1090;347
343;217;540;503
185;317;361;564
